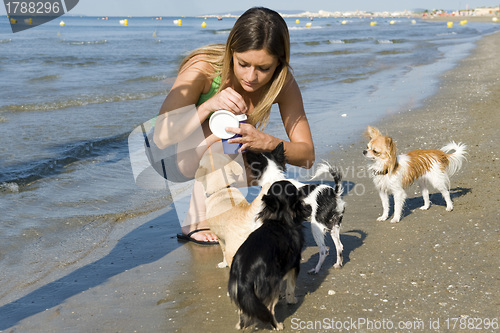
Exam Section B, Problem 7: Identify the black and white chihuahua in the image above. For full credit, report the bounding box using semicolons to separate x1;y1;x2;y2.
228;180;311;330
245;143;345;274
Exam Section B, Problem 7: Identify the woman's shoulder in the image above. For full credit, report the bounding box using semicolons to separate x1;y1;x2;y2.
177;55;217;93
180;54;214;75
179;44;223;74
276;72;300;100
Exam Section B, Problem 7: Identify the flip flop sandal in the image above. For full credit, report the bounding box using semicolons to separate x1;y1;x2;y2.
176;228;219;246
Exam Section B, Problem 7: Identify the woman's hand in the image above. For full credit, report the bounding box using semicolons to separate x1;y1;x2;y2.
203;87;248;115
225;123;280;153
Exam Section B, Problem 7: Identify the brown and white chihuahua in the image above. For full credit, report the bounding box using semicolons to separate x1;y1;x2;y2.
363;126;466;223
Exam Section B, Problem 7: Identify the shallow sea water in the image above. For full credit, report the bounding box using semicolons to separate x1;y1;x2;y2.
0;15;498;288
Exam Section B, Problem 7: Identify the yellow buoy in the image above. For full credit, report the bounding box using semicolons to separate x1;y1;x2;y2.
178;19;182;26
59;20;65;27
389;20;395;25
370;21;377;26
460;20;467;25
341;20;347;25
493;17;499;22
201;21;207;28
306;22;312;27
296;19;300;24
124;19;128;26
447;21;453;28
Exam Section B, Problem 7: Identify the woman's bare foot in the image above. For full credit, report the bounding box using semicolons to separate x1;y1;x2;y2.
180;223;218;243
177;178;218;244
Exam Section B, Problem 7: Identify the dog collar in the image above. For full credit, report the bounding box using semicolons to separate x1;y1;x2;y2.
205;185;232;198
373;169;389;176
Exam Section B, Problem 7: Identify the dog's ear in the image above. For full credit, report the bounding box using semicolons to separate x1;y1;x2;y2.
385;136;398;172
195;153;212;182
271;141;284;156
211;153;231;170
365;126;381;140
270;142;286;168
385;137;396;155
262;190;279;213
244;150;257;163
226;160;244;177
194;165;209;182
245;151;267;181
261;181;290;215
245;150;262;168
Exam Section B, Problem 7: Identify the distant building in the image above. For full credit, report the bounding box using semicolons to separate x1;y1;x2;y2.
473;6;499;16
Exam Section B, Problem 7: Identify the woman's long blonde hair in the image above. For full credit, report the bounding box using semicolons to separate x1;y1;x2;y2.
178;7;291;129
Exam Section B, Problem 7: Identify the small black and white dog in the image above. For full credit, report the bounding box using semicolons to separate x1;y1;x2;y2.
228;180;311;330
245;143;345;274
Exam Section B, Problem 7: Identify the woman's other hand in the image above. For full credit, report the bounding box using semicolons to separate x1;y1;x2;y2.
225;123;280;153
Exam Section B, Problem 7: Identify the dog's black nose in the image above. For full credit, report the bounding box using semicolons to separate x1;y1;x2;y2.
363;150;367;155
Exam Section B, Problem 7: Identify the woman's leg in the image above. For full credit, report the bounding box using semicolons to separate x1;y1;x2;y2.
180;178;218;243
177;124;221;242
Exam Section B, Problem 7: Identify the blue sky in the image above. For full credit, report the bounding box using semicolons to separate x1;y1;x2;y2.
2;0;499;16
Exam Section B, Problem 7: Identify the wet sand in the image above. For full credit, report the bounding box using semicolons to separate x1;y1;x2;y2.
1;31;499;332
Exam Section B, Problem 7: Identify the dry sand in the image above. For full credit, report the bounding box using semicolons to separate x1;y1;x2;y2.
1;30;499;333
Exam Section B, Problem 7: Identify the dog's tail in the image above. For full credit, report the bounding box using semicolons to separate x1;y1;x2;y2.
441;142;467;176
310;161;343;195
228;271;276;328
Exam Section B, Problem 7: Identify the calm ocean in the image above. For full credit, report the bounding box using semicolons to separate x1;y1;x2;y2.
0;15;498;273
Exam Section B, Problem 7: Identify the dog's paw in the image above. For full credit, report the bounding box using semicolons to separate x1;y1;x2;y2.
390;217;400;223
274;322;284;331
333;263;343;269
307;268;319;275
377;216;388;221
286;295;298;305
217;261;228;268
419;205;430;210
446;205;453;212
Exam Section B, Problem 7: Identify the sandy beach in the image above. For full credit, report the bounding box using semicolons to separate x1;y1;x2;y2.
1;29;499;332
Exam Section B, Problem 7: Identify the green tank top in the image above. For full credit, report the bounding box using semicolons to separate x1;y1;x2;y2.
151;75;221;127
196;75;221;106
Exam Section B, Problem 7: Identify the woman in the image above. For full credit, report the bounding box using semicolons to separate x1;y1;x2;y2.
153;7;314;244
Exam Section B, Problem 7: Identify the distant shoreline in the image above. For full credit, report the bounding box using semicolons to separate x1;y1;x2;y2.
3;13;497;21
422;15;499;23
